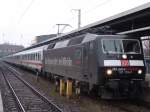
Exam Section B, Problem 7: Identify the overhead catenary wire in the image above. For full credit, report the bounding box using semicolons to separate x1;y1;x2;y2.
84;0;111;14
48;0;111;33
18;0;111;35
18;0;35;23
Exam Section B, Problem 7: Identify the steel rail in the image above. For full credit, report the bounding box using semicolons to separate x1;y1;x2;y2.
3;63;64;112
1;70;26;112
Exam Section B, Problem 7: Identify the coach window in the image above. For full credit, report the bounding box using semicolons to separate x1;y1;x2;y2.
33;54;35;60
35;53;37;60
32;54;33;60
38;53;40;60
28;54;30;60
30;54;32;60
37;53;38;60
30;54;31;60
34;53;36;60
38;53;41;60
39;54;41;60
32;54;34;60
36;53;38;60
35;53;36;60
29;54;30;60
37;53;39;60
31;54;33;60
28;54;29;60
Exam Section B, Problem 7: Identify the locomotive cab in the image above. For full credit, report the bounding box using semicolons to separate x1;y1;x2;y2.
95;35;146;98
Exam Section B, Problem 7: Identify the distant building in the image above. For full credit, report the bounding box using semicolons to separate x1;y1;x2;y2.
33;34;57;44
0;43;24;58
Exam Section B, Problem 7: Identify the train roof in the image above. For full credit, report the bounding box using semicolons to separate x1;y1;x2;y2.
12;44;49;56
3;33;142;58
6;33;140;57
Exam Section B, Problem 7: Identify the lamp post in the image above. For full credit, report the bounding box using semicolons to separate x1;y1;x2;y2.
72;9;81;29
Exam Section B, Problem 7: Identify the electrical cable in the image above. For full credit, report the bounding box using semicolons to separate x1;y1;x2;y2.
18;0;35;23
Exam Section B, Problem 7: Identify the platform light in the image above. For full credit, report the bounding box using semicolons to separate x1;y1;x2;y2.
138;69;142;74
106;69;112;75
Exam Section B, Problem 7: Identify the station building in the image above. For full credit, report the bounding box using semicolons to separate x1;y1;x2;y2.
33;34;57;44
0;43;24;58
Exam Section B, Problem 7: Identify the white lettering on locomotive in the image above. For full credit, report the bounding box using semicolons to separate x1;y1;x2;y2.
46;57;72;66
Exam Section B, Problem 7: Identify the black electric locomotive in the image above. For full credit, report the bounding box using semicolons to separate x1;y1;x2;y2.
43;33;146;98
3;33;146;98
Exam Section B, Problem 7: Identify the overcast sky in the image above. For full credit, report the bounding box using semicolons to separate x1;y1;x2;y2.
0;0;149;47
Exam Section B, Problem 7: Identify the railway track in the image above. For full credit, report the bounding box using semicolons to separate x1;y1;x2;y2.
0;64;63;112
2;62;150;112
0;69;20;112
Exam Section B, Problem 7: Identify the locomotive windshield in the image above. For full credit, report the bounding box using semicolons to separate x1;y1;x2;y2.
102;39;141;54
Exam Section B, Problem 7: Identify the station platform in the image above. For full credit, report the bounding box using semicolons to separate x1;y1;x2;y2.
0;91;3;112
143;74;150;102
145;74;150;87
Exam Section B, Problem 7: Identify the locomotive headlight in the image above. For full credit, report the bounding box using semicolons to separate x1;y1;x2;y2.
106;69;112;75
122;54;127;59
138;69;142;74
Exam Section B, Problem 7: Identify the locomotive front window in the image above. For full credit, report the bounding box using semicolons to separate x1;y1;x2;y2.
123;40;141;54
102;39;141;54
102;40;123;53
